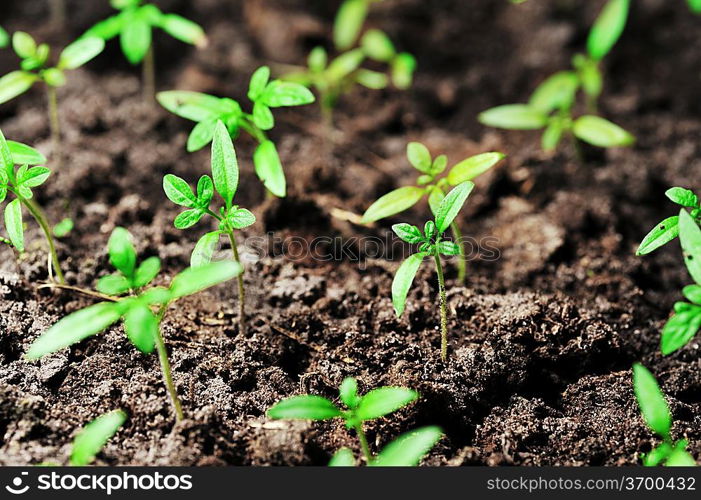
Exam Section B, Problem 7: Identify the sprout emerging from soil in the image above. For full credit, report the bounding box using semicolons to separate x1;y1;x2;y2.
0;32;104;151
83;0;207;101
637;187;700;256
70;410;126;466
158;67;315;198
391;182;474;361
25;227;243;423
632;364;696;466
0;129;65;283
163;120;253;335
282;0;416;130
363;142;504;282
268;377;441;466
479;0;634;153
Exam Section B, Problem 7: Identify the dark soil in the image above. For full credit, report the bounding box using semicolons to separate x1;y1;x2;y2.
0;0;700;466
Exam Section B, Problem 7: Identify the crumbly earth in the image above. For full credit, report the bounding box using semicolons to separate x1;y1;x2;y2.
0;0;699;466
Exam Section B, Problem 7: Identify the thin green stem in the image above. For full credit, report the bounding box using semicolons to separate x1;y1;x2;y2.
46;85;61;158
18;195;65;284
355;424;373;465
433;252;448;362
450;222;466;284
155;305;184;423
143;44;156;103
37;283;117;302
226;228;246;335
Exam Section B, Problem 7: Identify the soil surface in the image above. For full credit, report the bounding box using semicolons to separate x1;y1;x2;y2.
0;0;700;466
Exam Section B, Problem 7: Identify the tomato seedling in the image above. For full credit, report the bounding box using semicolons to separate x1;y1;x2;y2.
70;410;126;466
0;32;104;150
637;187;700;256
163;120;253;335
363;142;504;282
391;182;474;361
26;227;242;423
158;66;314;198
633;364;696;466
83;0;207;100
0;129;65;283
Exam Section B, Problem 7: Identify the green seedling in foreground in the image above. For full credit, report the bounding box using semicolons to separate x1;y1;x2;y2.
329;426;443;467
479;0;633;153
83;0;207;100
158;66;315;197
363;142;504;282
391;182;474;361
632;364;696;466
70;410;126;466
0;129;65;283
268;377;428;465
637;187;700;256
0;32;104;150
163;120;254;335
26;227;242;423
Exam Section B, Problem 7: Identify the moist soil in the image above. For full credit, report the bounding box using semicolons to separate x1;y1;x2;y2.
0;0;700;466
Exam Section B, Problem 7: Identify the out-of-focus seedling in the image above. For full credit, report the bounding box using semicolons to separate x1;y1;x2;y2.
158;66;314;198
689;0;701;13
26;227;242;424
0;129;64;283
163;120;254;335
83;0;207;100
362;142;504;282
70;410;126;466
391;182;474;360
0;27;8;48
633;364;696;466
268;377;421;464
479;0;633;153
0;32;104;149
637;188;700;256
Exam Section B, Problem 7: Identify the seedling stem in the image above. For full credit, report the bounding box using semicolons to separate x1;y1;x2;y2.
355;424;373;463
46;86;61;154
19;194;65;284
155;305;184;422
433;252;448;361
225;225;246;335
143;45;156;103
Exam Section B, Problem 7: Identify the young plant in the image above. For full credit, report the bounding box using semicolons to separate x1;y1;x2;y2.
479;0;633;153
637;187;700;256
163;120;253;335
0;129;65;283
391;182;474;361
362;142;504;282
158;66;315;198
26;227;242;423
70;410;126;466
0;32;104;150
632;363;696;466
83;0;207;100
268;377;428;465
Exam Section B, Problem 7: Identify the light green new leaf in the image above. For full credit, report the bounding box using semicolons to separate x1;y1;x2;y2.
392;252;425;317
528;71;579;113
133;256;161;288
252;102;274;130
268;395;342;420
633;363;672;439
435;181;474;234
362;186;425;223
196;175;214;207
636;216;679;256
4;199;24;252
187;119;217;152
447;152;505;185
392;223;423;244
248;66;270;102
120;14;151;64
356;387;418;421
26;302;122;360
163;174;197;208
438;241;460;256
407;142;432;173
665;446;697;466
587;0;630;61
228;208;256;229
0;26;8;48
84;14;124;40
356;69;389;89
327;49;365;81
372;426;443;467
666;187;698;207
339;377;360;409
174;209;205;229
123;304;157;353
361;29;395;62
572;115;634;148
690;0;701;13
211;121;239;207
191;231;221;268
643;442;673;467
334;0;368;50
391;53;416;90
169;260;242;299
157;91;228;122
428;187;445;217
17;166;50;188
96;274;131;296
478;104;547;130
328;447;356;467
261;81;315;108
679;209;701;285
59;37;105;70
160;14;206;46
108;227;137;277
12;32;36;59
254;140;286;198
661;308;701;355
70;410;126;466
7;141;46;165
0;71;38;105
683;285;701;305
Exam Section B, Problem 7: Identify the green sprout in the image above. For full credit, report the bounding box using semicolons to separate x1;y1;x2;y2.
0;129;65;284
0;27;8;48
70;410;126;466
268;377;441;466
391;182;474;361
26;227;242;423
632;364;696;466
0;32;104;150
83;0;207;100
362;142;504;282
158;66;314;198
163;120;253;335
479;0;633;153
637;188;700;256
282;0;416;129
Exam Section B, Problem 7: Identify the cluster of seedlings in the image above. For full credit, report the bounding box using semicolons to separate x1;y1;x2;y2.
0;0;696;466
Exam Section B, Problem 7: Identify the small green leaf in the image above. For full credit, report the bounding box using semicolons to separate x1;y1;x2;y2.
254;140;286;198
679;209;701;285
0;71;38;104
636;216;679;256
84;14;124;40
339;377;360;409
0;27;8;48
438;241;460;256
43;68;66;87
4;199;24;252
108;227;137;277
248;66;271;102
478;104;547;130
572;115;634;148
7;140;46;165
26;302;122;360
427;187;445;217
361;29;396;62
391;52;417;90
690;0;701;14
70;410;126;466
268;395;342;420
0;129;14;174
174;209;205;229
435;181;474;234
431;155;448;175
191;231;221;268
666;187;698;208
58;36;105;70
187;120;217;153
356;387;418;421
633;363;672;439
120;14;151;64
228;208;256;230
159;14;207;47
211;120;239;208
18;166;50;187
157;91;231;122
96;274;131;295
643;442;673;467
196;175;214;207
355;69;388;90
361;186;425;223
665;445;697;466
447;152;505;185
252;102;274;130
683;285;701;305
528;71;579;113
308;46;328;73
169;260;243;299
587;0;630;61
163;174;197;208
392;252;425;317
12;32;36;59
541;119;564;152
327;49;365;81
133;256;161;288
261;81;315;108
661;308;701;355
334;0;368;50
407;142;432;173
123;304;157;354
328;447;356;467
371;426;443;467
392;223;423;244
